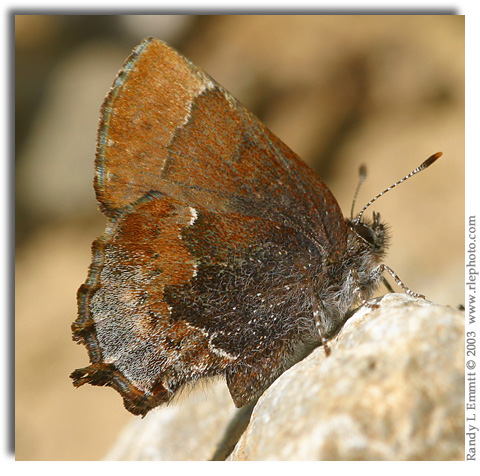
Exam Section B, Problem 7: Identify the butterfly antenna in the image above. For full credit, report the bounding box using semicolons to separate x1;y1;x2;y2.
354;152;442;224
350;164;367;220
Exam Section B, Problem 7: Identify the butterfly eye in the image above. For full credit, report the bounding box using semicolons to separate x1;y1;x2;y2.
354;223;376;246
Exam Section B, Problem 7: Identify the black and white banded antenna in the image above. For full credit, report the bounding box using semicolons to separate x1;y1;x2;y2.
350;164;367;220
354;152;443;225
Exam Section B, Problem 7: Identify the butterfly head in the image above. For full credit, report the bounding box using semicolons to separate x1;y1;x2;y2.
346;211;389;261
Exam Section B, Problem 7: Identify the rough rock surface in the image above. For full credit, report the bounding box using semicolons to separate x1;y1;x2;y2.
106;294;464;461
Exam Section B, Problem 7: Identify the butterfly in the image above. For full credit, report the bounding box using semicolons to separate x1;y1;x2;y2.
71;37;440;416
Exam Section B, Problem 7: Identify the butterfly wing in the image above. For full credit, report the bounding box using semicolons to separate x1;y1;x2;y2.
72;38;348;415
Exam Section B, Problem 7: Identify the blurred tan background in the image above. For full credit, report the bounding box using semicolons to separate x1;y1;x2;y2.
15;15;464;460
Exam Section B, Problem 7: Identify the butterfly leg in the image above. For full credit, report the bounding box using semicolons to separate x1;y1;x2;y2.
312;298;331;356
377;264;426;299
350;268;380;310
